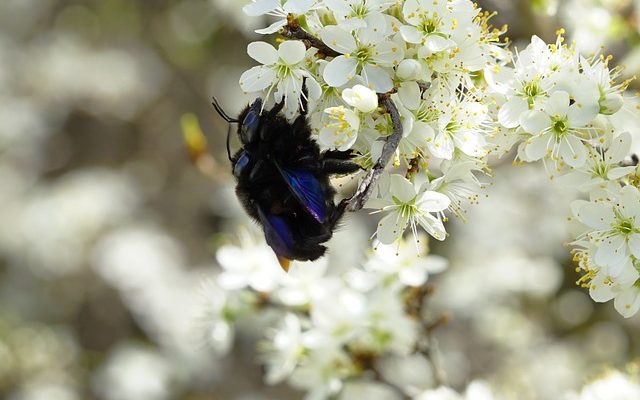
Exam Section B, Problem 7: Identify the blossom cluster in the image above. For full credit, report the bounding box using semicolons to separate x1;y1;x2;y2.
208;229;447;399
485;33;640;317
240;0;506;244
237;0;640;318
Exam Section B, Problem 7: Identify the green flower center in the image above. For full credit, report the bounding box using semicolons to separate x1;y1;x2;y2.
551;116;569;140
421;18;440;34
591;161;610;180
524;82;539;97
275;63;293;79
614;218;636;236
445;120;460;133
392;196;417;217
355;46;372;64
351;3;368;18
522;78;543;107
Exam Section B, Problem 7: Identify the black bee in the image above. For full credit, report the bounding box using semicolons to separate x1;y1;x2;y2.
212;94;360;271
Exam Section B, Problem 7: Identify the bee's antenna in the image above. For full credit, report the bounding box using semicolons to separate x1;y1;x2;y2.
212;97;238;162
226;124;233;162
212;97;238;123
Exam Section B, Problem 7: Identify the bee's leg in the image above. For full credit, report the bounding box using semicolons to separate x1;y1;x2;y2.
267;98;285;118
322;150;354;160
291;114;308;138
328;198;349;229
291;154;360;175
319;159;362;175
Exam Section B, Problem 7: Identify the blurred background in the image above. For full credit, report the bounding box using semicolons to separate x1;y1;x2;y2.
0;0;639;399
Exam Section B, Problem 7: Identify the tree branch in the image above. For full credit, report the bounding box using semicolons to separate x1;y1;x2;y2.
281;16;341;58
346;94;403;212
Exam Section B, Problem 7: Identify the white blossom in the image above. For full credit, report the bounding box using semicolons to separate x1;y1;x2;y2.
521;90;598;168
318;105;360;150
365;234;448;287
320;25;404;92
239;40;321;119
216;235;286;292
368;175;451;243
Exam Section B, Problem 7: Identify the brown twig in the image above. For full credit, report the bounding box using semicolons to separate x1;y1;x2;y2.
281;15;341;58
346;94;404;212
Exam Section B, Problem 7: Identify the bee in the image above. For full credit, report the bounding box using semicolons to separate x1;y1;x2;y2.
212;93;360;271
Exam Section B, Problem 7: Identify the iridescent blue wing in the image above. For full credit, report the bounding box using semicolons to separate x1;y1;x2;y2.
257;206;295;260
273;162;326;223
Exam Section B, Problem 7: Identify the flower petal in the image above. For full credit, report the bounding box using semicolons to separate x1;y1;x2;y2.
247;41;279;65
372;41;405;66
397;81;421;110
320;25;357;54
568;103;598;127
390;175;417;203
614;288;640;318
416;212;447;241
575;202;615;230
255;19;288;35
425;35;455;52
618;185;640;220
524;133;550;161
399;25;423;44
278;40;307;65
239;66;276;92
606;132;632;164
377;212;408;244
243;0;280;16
454;130;486;157
607;166;635;180
323;56;358;88
498;97;528;128
543;90;570;117
559;135;587;168
627;233;640;260
429;132;454;160
304;75;322;101
416;191;450;212
361;64;393;93
595;235;627;267
589;274;616;303
402;0;422;25
283;0;315;14
520;110;550;134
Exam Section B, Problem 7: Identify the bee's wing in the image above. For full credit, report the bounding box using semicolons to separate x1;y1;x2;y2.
257;205;295;259
273;162;326;223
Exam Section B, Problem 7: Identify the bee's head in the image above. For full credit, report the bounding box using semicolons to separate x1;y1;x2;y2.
239;98;262;145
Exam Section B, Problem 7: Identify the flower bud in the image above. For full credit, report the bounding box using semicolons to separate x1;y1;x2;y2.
600;93;623;115
396;59;422;81
342;85;378;113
